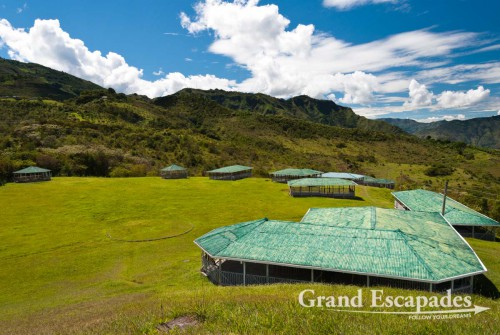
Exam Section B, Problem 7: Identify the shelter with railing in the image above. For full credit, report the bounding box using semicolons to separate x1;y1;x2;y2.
288;178;355;198
207;165;252;181
359;176;395;189
393;189;499;241
160;164;188;179
13;166;51;183
195;207;485;293
269;168;323;183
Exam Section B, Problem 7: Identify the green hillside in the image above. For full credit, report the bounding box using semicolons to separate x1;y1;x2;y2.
174;88;403;134
382;116;500;149
0;57;102;100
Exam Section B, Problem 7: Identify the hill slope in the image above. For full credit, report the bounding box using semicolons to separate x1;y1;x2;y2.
381;116;500;149
0;57;102;100
172;88;403;134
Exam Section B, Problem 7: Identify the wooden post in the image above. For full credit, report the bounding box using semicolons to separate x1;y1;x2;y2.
472;226;475;238
311;269;314;283
429;283;433;292
266;264;269;284
451;280;454;292
243;262;246;286
367;276;370;287
441;180;448;216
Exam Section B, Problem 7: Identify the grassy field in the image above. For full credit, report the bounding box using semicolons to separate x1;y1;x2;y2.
0;177;498;334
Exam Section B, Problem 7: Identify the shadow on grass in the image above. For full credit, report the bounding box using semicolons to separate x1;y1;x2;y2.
473;274;499;299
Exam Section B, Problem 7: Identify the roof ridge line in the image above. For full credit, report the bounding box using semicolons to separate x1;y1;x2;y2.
398;232;435;280
370;207;377;229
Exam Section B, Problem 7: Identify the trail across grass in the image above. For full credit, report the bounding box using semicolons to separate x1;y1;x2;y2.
0;177;497;334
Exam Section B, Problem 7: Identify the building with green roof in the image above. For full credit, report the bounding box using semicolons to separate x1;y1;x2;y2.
269;168;323;183
13;166;51;183
160;164;188;179
195;207;485;292
359;176;395;189
393;189;499;239
207;165;252;181
287;178;356;198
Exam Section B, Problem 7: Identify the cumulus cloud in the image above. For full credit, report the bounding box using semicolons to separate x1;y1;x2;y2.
0;0;493;107
179;0;479;103
323;0;397;10
418;114;466;123
0;18;235;97
404;79;433;107
436;86;490;108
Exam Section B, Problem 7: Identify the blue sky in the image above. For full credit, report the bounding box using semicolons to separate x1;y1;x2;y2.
0;0;499;121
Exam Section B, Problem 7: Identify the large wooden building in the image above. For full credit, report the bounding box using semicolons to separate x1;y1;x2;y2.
13;166;52;183
288;178;355;198
195;207;485;293
207;165;252;181
393;189;499;240
269;168;323;183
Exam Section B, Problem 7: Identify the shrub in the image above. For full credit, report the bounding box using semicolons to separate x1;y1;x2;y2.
424;164;455;177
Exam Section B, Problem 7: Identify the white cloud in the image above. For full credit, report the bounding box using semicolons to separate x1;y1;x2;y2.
323;0;397;10
17;2;27;14
403;79;433;107
418;114;466;123
185;57;193;62
152;68;164;76
179;0;479;103
0;0;493;109
0;18;235;97
436;86;490;108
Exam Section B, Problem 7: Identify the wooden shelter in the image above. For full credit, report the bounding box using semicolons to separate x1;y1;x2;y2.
207;165;252;181
195;208;485;293
13;166;51;183
359;176;395;189
393;189;499;240
269;168;323;183
288;178;355;198
160;164;188;179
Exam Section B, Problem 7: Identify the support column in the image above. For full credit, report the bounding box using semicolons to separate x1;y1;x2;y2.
451;280;454;292
429;283;433;292
472;226;475;238
266;264;269;284
367;275;370;287
311;269;314;283
243;262;246;286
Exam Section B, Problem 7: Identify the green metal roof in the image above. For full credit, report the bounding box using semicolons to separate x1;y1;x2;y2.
362;176;395;184
207;165;252;173
392;189;499;227
13;166;51;174
161;164;186;172
270;168;323;176
195;207;486;283
288;178;355;187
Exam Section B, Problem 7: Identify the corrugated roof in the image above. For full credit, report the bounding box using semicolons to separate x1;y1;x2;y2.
322;172;365;179
270;168;323;176
288;178;355;187
392;189;499;227
207;165;253;173
13;166;51;174
161;164;186;172
195;207;486;283
362;176;395;184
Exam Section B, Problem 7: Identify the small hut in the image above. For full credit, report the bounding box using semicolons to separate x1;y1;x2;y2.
160;164;188;179
288;178;356;198
13;166;52;183
360;176;395;189
269;168;323;183
207;165;252;181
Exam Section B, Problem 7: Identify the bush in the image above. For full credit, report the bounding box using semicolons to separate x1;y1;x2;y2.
424;164;455;177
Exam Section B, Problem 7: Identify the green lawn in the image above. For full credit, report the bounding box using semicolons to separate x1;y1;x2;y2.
0;177;497;334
